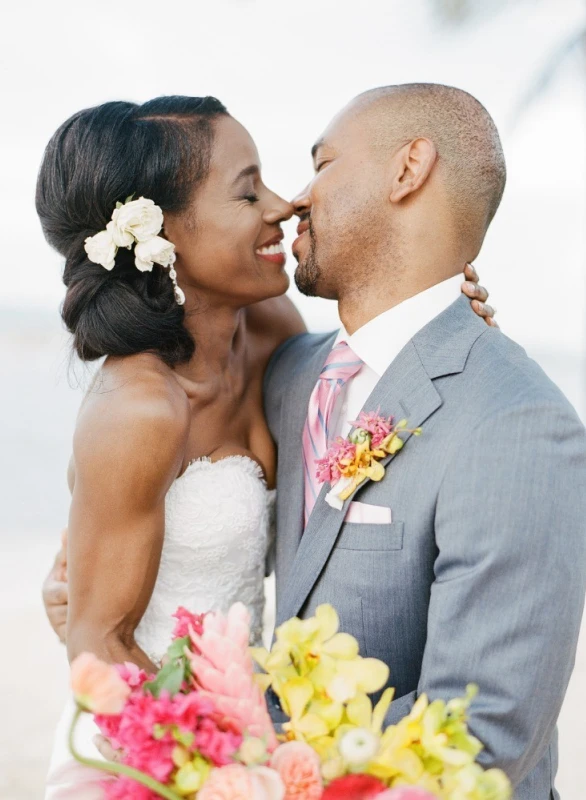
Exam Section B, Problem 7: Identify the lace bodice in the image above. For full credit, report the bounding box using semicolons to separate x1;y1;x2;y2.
134;455;275;662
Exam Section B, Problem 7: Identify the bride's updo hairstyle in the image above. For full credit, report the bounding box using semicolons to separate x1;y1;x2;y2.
36;96;228;366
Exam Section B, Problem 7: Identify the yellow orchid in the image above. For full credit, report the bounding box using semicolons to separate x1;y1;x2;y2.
251;605;511;800
345;688;395;734
366;687;510;799
251;605;389;745
440;762;513;800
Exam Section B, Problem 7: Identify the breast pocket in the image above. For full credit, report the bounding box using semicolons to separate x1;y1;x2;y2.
336;521;404;551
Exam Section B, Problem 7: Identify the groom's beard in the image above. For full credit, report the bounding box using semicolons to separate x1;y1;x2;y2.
294;219;322;297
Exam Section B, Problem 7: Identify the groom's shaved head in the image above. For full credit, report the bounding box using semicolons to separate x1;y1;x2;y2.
293;83;506;305
353;83;507;235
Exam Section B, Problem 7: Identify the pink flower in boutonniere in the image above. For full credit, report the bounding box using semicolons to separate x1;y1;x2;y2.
316;438;358;484
349;411;394;449
316;411;422;509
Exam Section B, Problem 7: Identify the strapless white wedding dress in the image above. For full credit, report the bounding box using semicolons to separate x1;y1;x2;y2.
45;456;275;799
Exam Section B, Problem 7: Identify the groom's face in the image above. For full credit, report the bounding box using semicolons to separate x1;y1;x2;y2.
292;105;389;299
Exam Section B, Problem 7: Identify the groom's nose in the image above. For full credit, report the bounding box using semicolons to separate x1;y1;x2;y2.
292;184;312;218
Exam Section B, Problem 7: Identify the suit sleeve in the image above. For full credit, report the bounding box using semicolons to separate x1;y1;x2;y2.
385;400;586;787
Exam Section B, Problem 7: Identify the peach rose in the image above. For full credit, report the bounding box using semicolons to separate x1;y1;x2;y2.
70;652;130;715
198;764;284;800
271;741;323;800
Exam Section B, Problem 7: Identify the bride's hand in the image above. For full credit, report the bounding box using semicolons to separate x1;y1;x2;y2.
93;735;124;763
42;528;68;644
461;263;498;327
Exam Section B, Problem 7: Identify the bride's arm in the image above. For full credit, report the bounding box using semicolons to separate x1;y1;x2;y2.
65;375;189;673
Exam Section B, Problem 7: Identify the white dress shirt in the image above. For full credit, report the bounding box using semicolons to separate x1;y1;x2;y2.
330;274;462;441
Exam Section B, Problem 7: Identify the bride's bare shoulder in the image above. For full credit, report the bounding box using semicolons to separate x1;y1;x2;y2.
72;354;191;483
81;353;189;414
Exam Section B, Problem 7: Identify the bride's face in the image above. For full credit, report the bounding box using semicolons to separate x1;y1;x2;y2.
165;116;293;307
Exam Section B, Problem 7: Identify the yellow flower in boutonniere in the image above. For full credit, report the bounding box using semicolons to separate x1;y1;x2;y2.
315;411;422;509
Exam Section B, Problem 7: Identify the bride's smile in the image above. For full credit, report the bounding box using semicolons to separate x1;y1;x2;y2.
162;115;293;312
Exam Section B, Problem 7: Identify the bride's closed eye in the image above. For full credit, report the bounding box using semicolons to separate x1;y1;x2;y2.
242;193;259;204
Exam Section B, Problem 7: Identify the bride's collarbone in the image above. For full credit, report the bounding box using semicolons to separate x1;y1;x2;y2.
178;384;275;481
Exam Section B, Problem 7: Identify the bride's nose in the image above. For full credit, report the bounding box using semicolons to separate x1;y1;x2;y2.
263;194;294;224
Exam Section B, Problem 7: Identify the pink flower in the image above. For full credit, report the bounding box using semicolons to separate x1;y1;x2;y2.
103;776;157;799
321;774;388;800
316;438;357;484
378;789;438;800
96;688;241;778
172;606;205;639
198;764;284;800
115;661;152;689
270;741;323;800
351;412;394;448
70;653;131;715
187;604;278;751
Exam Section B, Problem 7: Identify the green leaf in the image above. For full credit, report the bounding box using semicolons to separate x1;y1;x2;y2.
144;661;185;698
167;636;190;661
124;193;135;204
349;428;369;445
115;201;123;209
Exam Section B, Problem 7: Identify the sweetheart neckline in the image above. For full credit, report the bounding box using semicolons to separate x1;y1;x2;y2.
177;454;276;492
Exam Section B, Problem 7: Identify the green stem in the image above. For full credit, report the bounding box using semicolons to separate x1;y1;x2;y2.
68;706;183;800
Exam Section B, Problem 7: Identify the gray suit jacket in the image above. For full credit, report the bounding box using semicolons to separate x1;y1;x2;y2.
263;295;586;799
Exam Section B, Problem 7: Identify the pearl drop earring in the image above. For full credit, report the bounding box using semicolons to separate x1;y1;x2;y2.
168;254;185;306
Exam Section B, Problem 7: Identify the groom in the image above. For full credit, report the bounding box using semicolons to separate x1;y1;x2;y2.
262;84;586;799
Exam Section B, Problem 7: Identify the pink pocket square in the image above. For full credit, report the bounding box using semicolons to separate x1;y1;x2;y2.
344;501;392;524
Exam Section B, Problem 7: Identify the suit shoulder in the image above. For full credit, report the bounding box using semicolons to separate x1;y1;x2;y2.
462;328;581;422
264;331;335;394
263;331;335;438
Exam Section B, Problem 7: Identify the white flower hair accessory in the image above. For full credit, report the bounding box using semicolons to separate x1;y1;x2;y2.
84;196;185;305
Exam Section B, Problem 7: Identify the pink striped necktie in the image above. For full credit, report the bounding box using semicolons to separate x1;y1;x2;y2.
302;341;364;526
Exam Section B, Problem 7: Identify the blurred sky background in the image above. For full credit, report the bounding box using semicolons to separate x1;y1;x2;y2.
0;0;585;797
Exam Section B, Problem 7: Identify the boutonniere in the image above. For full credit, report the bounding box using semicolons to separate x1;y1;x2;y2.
316;411;422;510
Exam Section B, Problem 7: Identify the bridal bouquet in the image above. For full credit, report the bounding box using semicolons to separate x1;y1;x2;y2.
69;604;511;799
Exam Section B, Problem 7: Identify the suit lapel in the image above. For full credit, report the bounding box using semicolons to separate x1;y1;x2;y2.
275;332;337;590
276;296;487;625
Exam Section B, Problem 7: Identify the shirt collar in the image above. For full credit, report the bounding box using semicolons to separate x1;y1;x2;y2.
335;274;463;377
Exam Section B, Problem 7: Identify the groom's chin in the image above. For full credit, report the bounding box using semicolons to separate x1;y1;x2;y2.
293;262;320;297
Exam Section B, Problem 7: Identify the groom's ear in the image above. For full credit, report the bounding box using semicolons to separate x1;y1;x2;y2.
389;137;437;203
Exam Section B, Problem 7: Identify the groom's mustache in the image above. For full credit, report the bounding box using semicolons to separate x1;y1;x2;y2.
296;215;310;237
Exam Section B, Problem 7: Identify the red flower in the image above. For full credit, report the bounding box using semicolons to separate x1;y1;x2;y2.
321;774;388;800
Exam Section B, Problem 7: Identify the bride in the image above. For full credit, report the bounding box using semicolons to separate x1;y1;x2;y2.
38;95;494;796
